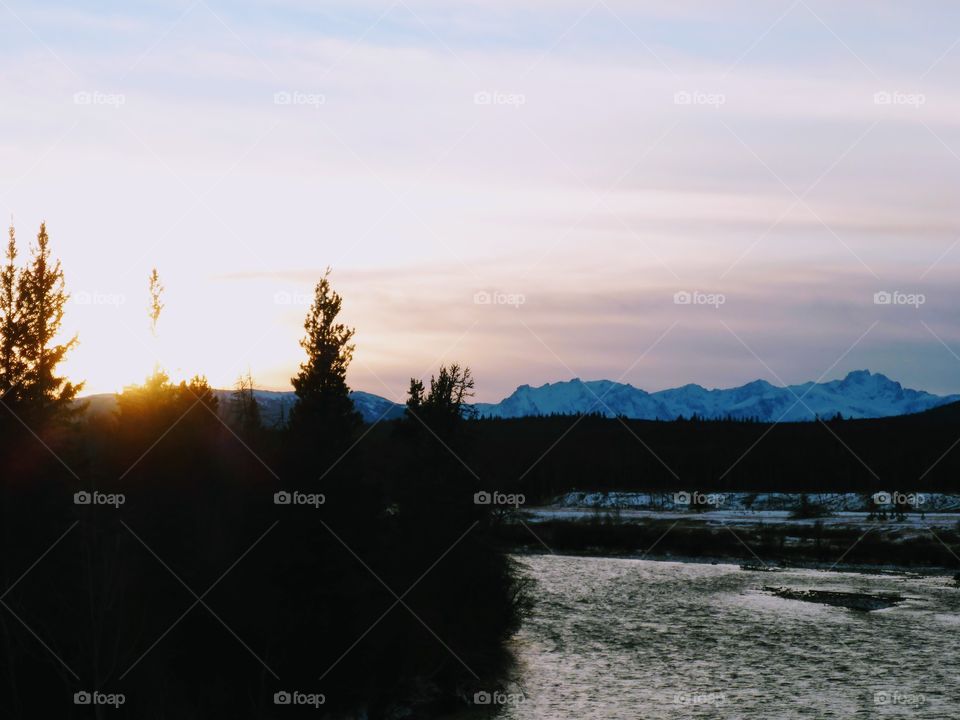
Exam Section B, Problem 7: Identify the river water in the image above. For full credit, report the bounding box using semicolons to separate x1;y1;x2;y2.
490;555;959;719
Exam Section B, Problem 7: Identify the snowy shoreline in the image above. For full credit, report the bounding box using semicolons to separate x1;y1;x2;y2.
506;493;960;572
523;506;960;530
551;490;960;513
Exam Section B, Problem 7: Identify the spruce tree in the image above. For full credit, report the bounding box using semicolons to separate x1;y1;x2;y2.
289;268;360;446
17;222;81;419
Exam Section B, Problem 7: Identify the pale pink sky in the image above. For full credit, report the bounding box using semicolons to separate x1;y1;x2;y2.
2;1;960;400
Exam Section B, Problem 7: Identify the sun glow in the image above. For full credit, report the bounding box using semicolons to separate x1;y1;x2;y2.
59;273;309;395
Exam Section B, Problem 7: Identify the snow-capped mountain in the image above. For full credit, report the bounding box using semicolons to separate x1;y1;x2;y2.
235;390;405;425
472;370;960;422
216;389;407;426
347;391;407;423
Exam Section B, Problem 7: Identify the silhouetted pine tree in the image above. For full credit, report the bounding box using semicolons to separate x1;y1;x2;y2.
16;223;81;421
392;364;527;697
288;268;361;476
272;271;383;712
405;363;475;445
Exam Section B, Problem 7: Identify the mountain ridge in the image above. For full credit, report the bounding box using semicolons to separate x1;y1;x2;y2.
79;370;959;425
472;370;959;422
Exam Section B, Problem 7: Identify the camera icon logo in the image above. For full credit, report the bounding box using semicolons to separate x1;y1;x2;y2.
873;291;892;305
473;491;492;505
872;491;892;505
474;691;492;704
274;690;292;704
673;290;692;305
674;491;692;506
74;491;92;505
274;491;292;505
74;691;92;705
473;290;491;305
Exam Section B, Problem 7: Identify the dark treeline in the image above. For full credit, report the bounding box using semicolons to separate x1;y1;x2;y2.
360;407;960;505
0;227;526;718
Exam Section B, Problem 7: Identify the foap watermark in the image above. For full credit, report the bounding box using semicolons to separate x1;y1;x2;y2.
674;491;725;508
74;691;125;708
274;91;326;108
873;91;925;108
274;490;325;508
474;490;525;507
674;290;725;308
872;491;926;508
473;690;526;706
674;691;726;706
74;490;125;509
874;689;925;707
474;290;525;308
474;90;526;107
274;291;313;306
674;90;725;108
873;290;924;308
274;690;326;708
73;91;126;108
73;290;126;307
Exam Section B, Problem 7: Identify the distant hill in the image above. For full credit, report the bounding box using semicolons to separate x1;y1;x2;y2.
78;370;958;426
80;389;406;426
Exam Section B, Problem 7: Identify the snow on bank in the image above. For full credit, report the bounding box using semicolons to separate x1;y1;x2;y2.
554;491;960;513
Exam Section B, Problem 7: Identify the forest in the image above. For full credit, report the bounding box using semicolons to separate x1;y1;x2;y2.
356;401;960;507
0;224;527;718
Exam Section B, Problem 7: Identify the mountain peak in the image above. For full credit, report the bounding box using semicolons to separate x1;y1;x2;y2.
837;369;901;392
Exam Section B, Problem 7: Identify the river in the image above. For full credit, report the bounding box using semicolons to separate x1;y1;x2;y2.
486;555;959;718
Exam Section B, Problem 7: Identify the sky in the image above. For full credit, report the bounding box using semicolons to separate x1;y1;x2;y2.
2;0;960;401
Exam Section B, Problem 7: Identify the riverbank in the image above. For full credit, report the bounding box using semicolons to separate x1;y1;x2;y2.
503;507;960;574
